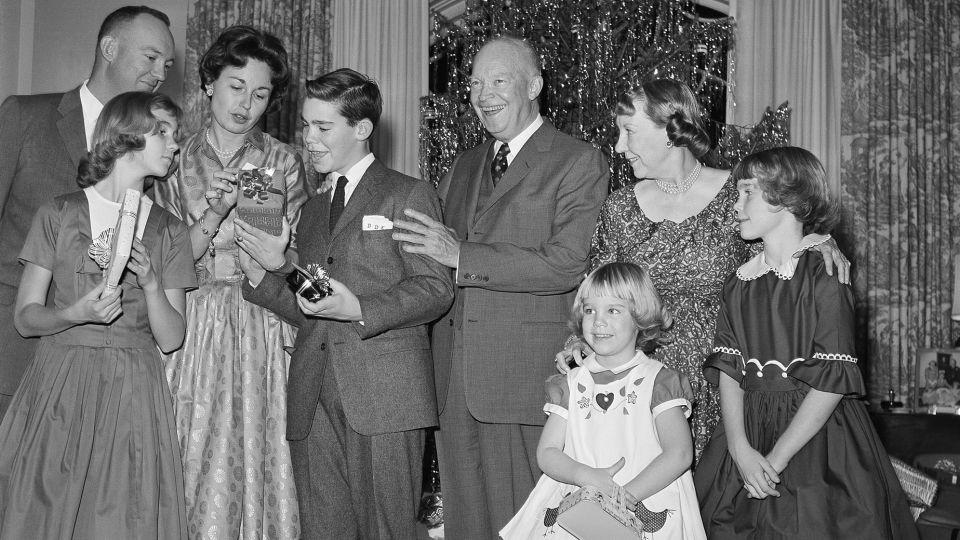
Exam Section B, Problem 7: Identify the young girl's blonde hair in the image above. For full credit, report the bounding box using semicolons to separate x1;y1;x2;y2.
571;262;673;353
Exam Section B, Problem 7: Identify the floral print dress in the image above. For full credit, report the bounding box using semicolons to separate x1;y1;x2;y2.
589;179;751;458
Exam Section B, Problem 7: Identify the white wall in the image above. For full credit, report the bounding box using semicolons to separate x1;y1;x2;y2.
1;0;188;104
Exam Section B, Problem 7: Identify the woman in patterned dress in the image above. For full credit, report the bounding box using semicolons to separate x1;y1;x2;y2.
557;80;849;458
153;26;307;539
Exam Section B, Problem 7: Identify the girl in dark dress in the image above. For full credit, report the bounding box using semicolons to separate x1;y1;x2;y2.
695;147;917;539
0;92;196;539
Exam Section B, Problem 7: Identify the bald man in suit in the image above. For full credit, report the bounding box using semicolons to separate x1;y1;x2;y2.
0;5;175;417
393;36;609;538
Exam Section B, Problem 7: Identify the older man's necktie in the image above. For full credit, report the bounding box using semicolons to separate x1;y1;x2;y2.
491;143;511;186
329;175;348;232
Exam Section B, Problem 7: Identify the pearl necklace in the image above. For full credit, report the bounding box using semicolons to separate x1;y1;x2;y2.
654;161;703;195
205;128;243;161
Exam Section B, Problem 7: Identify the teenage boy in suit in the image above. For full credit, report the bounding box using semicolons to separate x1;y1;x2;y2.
236;68;454;539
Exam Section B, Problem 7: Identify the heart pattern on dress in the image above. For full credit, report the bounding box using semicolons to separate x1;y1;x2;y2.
596;392;614;411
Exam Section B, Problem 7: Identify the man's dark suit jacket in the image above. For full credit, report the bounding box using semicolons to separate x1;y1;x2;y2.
432;121;609;426
244;159;455;439
0;88;86;397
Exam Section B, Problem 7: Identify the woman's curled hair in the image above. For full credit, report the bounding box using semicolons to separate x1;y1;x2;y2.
199;25;291;109
616;79;712;159
77;91;182;188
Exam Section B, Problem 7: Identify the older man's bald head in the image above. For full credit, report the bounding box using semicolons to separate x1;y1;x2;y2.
476;36;541;79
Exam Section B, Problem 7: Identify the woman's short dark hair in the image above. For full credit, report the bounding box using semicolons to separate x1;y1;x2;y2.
731;146;840;235
616;79;711;159
199;25;291;109
77;91;182;188
303;68;382;128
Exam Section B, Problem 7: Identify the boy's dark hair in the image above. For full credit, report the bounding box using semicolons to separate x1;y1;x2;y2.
199;25;291;109
304;68;382;128
731;146;840;235
96;6;170;44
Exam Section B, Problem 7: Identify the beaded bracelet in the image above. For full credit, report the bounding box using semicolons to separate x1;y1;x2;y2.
199;207;219;236
199;207;221;257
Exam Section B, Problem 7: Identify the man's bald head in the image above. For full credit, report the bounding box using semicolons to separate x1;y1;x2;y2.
477;36;542;79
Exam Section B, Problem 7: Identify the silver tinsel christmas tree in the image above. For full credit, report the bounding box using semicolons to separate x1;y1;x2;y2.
420;0;791;190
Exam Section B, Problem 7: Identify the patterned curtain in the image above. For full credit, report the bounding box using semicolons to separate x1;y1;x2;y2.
181;0;333;144
839;0;960;405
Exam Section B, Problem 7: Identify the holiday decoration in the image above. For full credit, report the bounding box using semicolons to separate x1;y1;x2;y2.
420;0;791;190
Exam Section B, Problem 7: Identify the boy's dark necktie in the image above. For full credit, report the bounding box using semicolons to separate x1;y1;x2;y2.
329;175;348;232
490;143;510;186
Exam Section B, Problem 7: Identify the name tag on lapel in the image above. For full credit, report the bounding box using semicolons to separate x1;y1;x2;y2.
362;215;393;231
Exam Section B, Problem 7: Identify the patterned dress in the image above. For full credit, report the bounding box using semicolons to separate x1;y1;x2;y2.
0;192;196;539
695;251;918;539
154;128;308;539
589;179;750;457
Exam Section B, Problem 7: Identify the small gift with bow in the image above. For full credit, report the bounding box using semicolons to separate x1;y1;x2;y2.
286;263;332;303
235;163;285;236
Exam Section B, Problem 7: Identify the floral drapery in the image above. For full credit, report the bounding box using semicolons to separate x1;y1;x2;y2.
840;0;960;405
181;0;333;143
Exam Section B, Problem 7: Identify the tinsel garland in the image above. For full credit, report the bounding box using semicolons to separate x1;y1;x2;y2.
420;0;791;190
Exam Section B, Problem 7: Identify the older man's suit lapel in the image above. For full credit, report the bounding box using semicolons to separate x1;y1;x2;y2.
56;89;87;171
474;124;551;224
466;142;493;227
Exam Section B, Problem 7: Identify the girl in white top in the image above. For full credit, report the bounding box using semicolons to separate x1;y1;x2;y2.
502;261;706;539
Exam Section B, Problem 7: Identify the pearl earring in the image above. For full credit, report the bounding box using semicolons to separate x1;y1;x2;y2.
206;88;213;97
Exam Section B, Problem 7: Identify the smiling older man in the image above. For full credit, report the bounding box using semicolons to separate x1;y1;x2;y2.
392;35;610;538
0;6;175;418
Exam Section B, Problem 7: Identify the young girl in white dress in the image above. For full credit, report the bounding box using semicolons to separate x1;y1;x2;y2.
501;261;706;539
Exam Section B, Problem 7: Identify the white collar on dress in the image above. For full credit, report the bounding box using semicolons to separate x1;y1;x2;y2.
736;234;830;281
583;349;648;374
